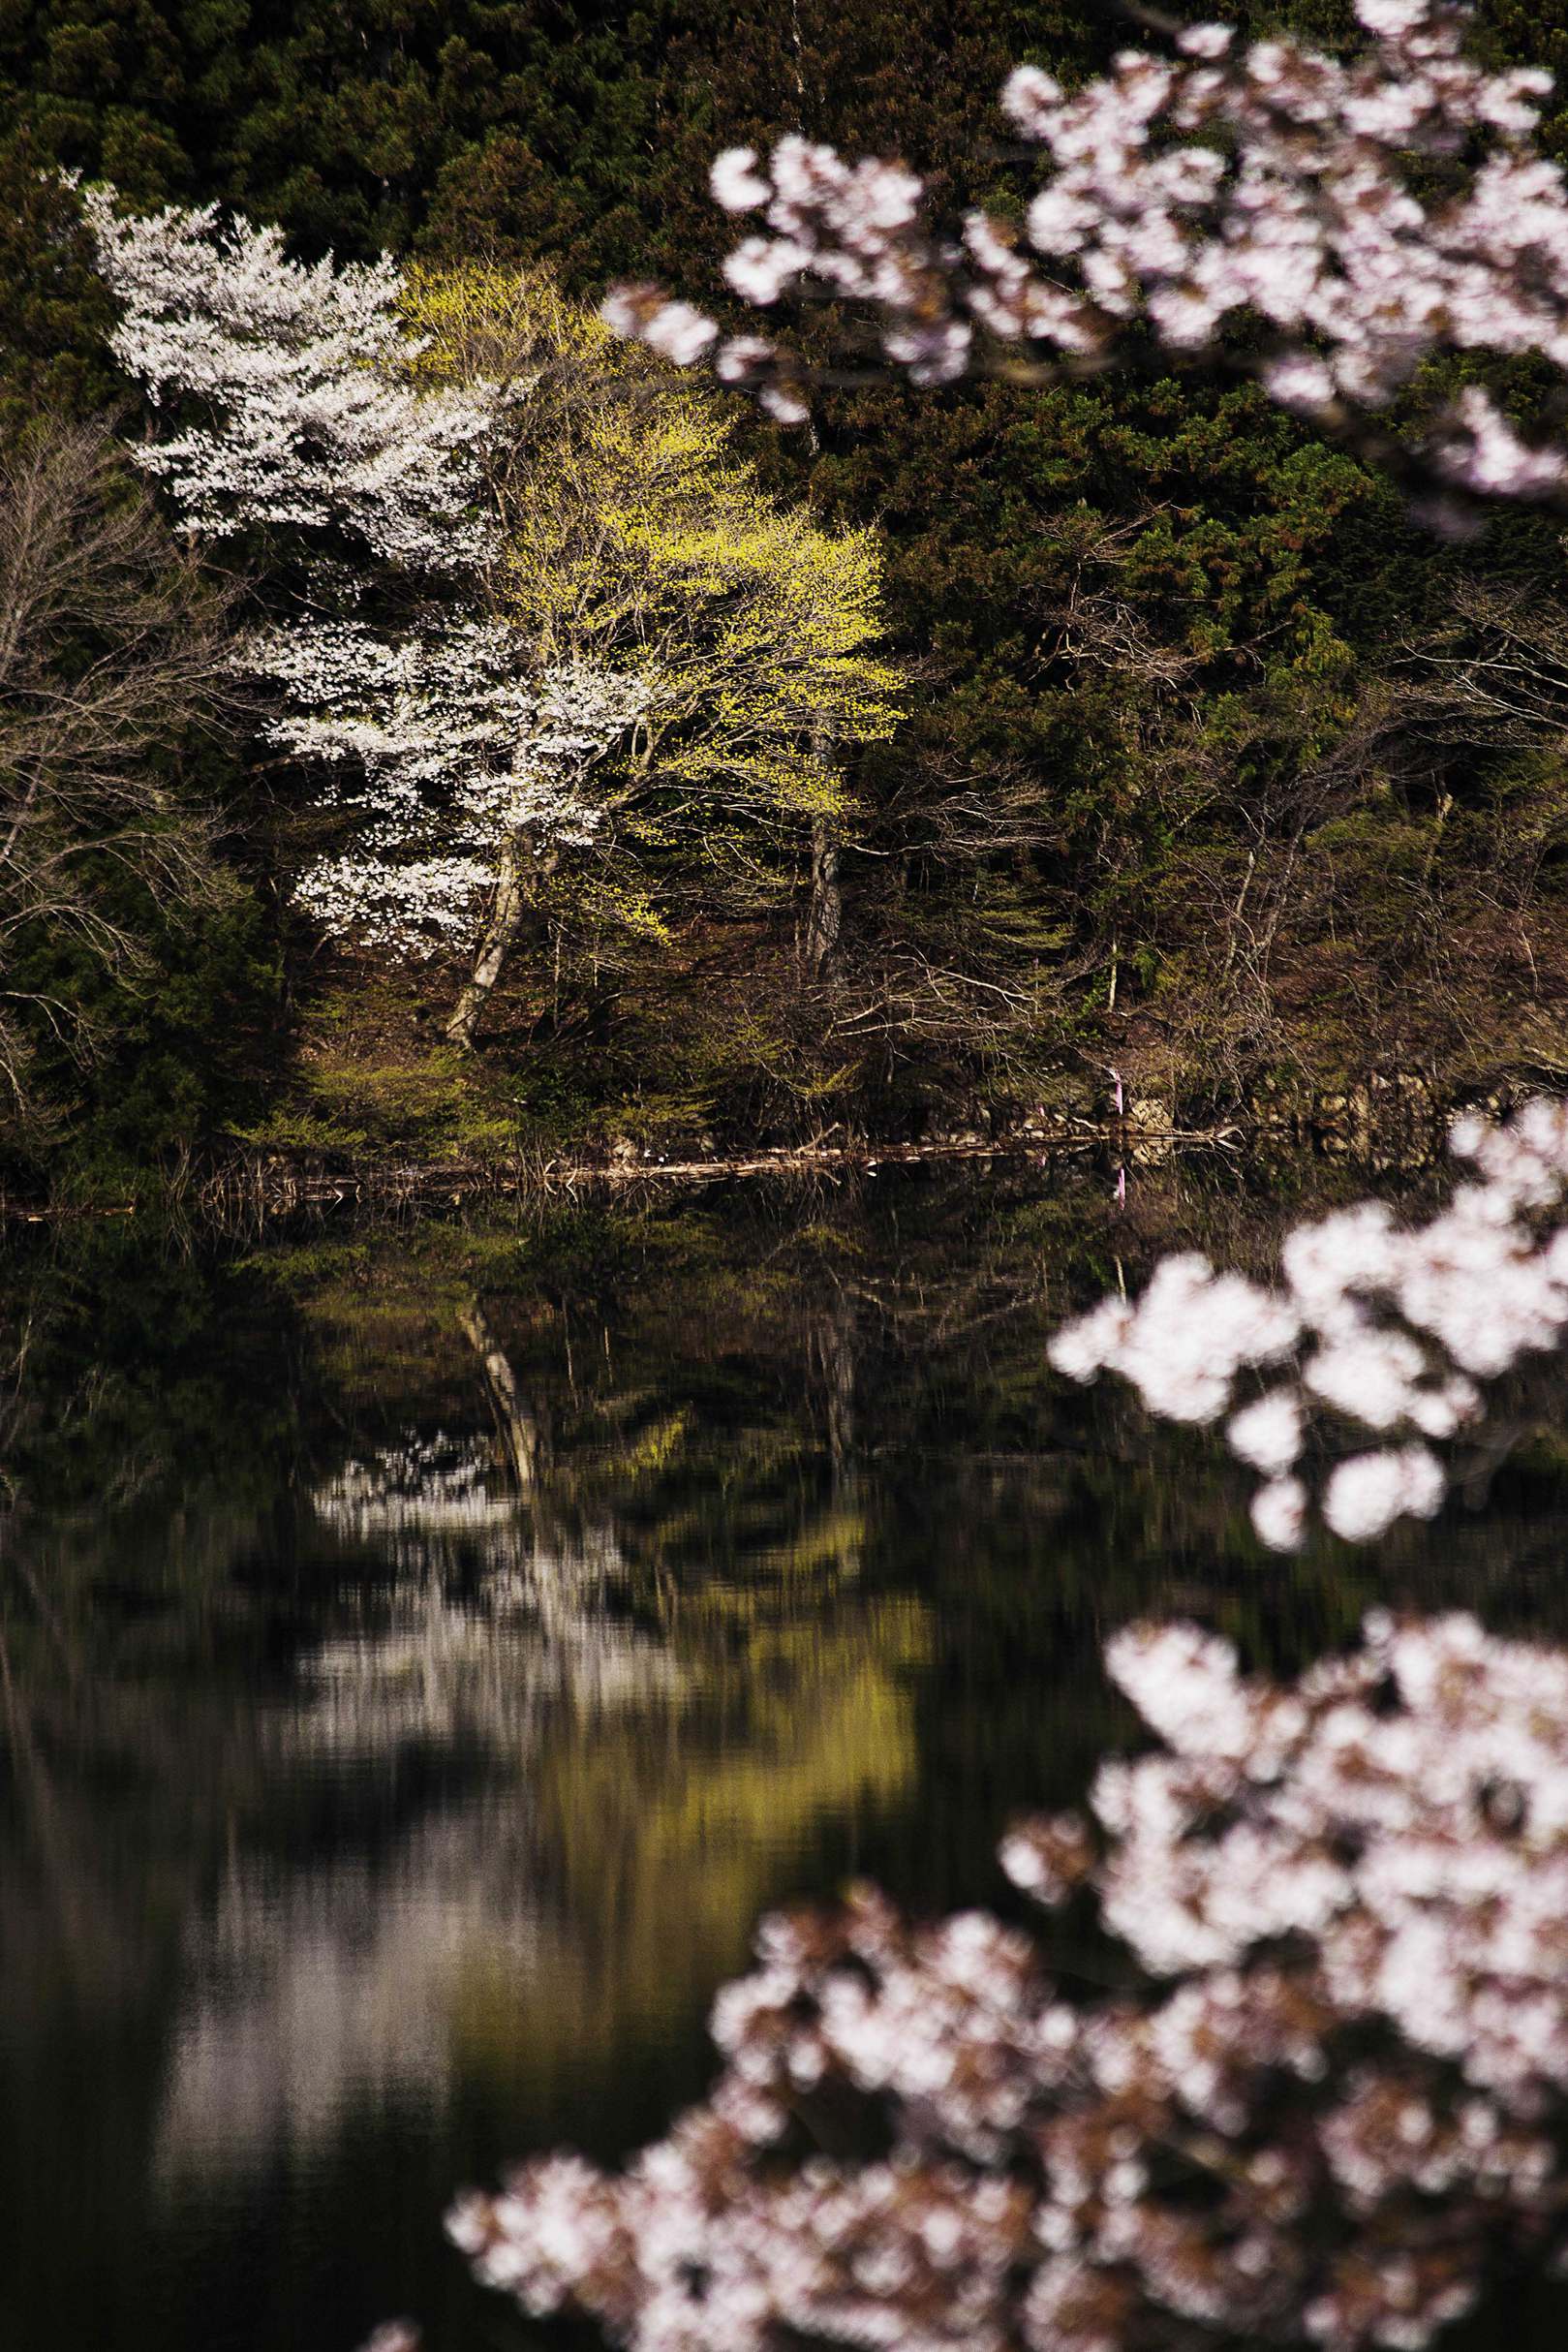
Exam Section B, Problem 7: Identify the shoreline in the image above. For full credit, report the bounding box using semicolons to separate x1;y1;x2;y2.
0;1107;1437;1227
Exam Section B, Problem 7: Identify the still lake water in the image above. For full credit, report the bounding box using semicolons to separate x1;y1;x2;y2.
7;1158;1568;2352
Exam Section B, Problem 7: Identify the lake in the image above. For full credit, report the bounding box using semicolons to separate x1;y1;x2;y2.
6;1157;1568;2351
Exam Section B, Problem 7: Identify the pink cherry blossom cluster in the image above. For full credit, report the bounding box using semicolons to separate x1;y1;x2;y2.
1050;1095;1568;1549
606;0;1568;502
440;1609;1568;2352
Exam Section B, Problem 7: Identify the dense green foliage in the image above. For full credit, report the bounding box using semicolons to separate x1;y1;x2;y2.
6;0;1568;1188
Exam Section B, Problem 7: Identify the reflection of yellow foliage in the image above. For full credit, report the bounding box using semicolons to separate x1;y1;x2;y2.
617;1408;692;1481
754;1506;867;1580
448;1601;928;2093
273;1244;923;2097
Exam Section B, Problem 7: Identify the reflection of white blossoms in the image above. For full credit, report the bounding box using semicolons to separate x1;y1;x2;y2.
452;1611;1568;2352
154;1437;680;2190
292;1555;678;1760
152;1435;919;2207
312;1431;519;1547
154;1810;546;2191
299;1433;680;1755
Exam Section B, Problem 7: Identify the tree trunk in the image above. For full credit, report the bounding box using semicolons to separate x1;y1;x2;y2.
446;836;530;1050
804;817;842;978
803;714;841;978
460;1302;544;1489
815;1303;857;1490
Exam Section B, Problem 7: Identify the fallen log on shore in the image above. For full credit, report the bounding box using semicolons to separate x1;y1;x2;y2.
1;1120;1249;1225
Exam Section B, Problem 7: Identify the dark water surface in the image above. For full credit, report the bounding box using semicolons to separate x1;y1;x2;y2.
7;1161;1568;2352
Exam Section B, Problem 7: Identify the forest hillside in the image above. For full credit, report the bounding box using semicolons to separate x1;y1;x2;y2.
5;0;1568;1194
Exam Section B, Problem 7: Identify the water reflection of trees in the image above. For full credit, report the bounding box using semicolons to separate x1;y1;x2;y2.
301;1435;676;1751
0;1268;929;2222
10;1171;1568;2350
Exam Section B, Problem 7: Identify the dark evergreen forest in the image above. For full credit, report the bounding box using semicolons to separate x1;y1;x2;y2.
6;0;1568;1193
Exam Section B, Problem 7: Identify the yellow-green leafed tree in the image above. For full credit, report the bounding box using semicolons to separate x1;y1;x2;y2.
404;266;902;1046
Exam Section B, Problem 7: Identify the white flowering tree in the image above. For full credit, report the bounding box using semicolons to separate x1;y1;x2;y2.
84;189;652;1045
608;0;1568;516
80;188;494;568
86;198;901;1048
242;612;649;1044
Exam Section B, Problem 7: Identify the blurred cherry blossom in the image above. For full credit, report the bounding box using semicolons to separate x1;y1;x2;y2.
609;1;1568;509
447;1608;1568;2352
1052;1097;1568;1548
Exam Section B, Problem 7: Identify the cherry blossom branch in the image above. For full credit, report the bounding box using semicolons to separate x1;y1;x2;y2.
439;1607;1568;2352
250;617;647;954
80;187;497;568
1050;1097;1568;1548
605;0;1568;515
